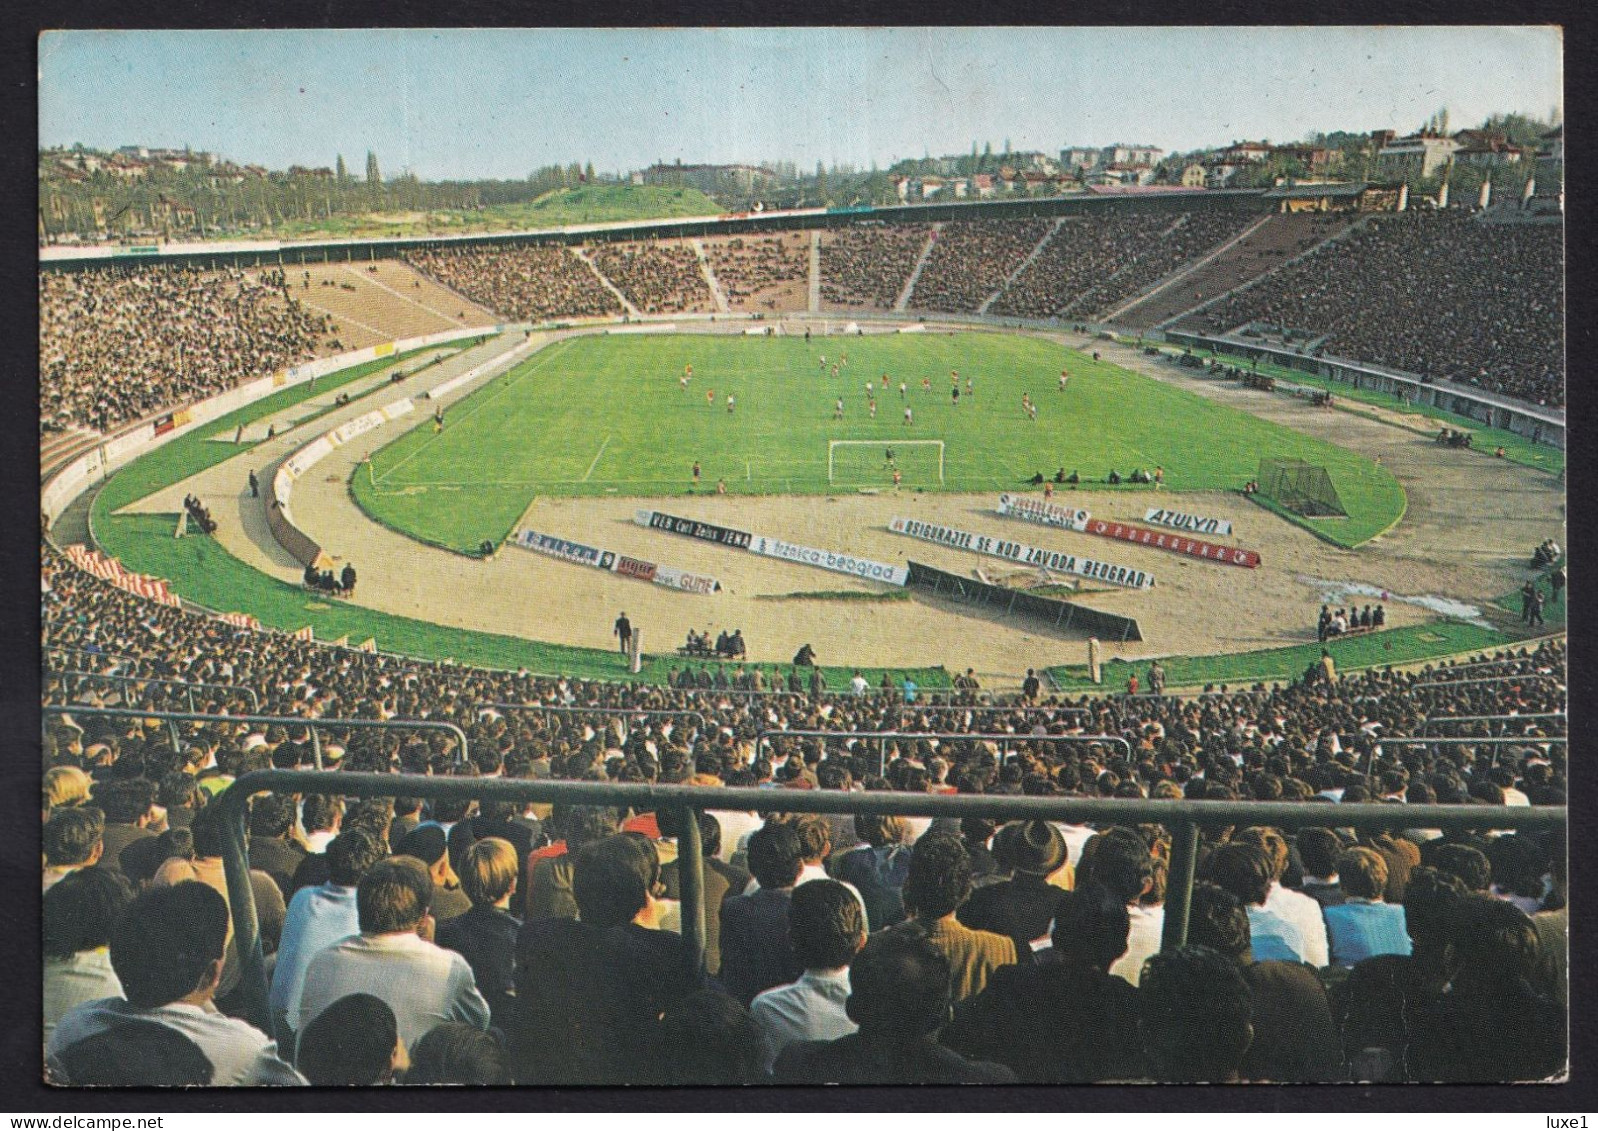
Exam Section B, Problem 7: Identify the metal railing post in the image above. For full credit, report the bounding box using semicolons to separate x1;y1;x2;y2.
676;804;707;980
1160;820;1201;954
215;782;270;1033
311;728;324;771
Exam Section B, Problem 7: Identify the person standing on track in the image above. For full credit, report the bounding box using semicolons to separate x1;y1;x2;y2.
614;612;633;655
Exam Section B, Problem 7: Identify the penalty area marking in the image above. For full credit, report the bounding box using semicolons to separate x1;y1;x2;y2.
583;436;612;482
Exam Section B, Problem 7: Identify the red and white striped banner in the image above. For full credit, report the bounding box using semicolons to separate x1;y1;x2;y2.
291;625;315;641
219;612;261;630
1082;518;1261;569
62;544;181;604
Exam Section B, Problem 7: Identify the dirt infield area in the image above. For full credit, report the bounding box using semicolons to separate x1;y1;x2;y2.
138;328;1563;686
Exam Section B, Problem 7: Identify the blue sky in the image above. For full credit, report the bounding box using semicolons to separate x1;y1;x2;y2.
38;27;1563;179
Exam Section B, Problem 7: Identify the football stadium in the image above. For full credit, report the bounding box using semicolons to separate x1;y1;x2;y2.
38;28;1566;1094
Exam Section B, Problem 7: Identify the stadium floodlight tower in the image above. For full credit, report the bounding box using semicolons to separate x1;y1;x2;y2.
828;438;944;485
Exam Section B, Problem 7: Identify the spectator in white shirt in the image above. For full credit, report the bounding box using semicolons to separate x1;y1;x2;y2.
297;856;491;1053
299;794;343;854
270;828;386;1047
48;881;304;1086
43;806;104;893
750;878;866;1072
850;671;870;696
1082;828;1164;986
1236;827;1330;968
1206;843;1311;965
43;866;133;1043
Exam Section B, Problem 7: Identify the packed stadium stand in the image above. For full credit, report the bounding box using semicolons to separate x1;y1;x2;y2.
908;219;1057;314
818;222;932;311
1057;209;1262;321
590;240;715;315
401;244;623;323
1176;210;1565;407
702;233;810;313
1109;212;1356;329
40;264;334;434
986;211;1177;319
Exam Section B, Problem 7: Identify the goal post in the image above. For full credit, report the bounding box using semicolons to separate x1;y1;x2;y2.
829;439;944;485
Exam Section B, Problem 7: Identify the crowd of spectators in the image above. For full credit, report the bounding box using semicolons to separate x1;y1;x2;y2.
402;245;621;324
589;241;714;315
908;220;1057;314
1058;210;1258;320
704;235;808;310
1181;210;1564;408
40;536;1567;1085
987;213;1175;319
40;265;333;433
818;223;932;310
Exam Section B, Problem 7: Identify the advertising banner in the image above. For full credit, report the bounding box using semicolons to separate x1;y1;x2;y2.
512;529;718;594
1142;507;1234;537
1085;518;1261;569
612;555;659;582
748;533;908;585
888;516;1153;590
513;528;611;569
996;493;1090;531
654;566;720;595
634;509;754;549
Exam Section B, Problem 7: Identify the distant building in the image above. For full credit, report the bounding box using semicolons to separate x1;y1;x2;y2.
1060;147;1100;171
972;173;996;198
1099;143;1164;168
1089;164;1156;187
1204;162;1241;188
1181;163;1208;188
1376;132;1460;178
1273;145;1336;172
1452;137;1527;167
1219;142;1273;164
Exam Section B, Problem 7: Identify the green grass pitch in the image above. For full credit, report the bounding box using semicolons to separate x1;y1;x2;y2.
350;332;1405;551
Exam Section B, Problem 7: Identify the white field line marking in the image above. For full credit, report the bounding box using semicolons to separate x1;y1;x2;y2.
375;338;574;484
583;436;612;482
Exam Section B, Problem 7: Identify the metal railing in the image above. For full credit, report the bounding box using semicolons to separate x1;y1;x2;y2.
211;769;1567;1037
1421;712;1566;736
1408;673;1563;692
754;729;1133;778
41;706;469;772
490;704;705;734
48;670;260;713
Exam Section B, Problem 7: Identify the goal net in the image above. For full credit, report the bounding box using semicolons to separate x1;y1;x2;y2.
1258;457;1346;517
829;439;944;486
